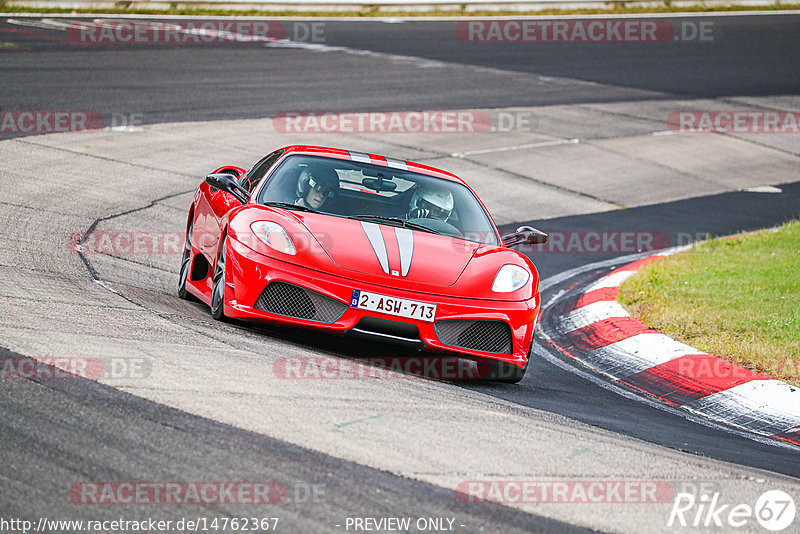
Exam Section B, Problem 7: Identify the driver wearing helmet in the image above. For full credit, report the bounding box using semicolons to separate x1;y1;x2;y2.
296;166;340;210
408;186;454;221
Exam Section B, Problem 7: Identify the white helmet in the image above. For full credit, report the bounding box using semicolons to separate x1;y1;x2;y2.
409;187;454;221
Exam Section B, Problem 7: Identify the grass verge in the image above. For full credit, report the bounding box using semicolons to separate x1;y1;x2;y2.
618;219;800;387
1;3;799;17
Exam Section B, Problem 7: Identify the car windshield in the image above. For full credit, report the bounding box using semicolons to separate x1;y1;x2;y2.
255;155;500;245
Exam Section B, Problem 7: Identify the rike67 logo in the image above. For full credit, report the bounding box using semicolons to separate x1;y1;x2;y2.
668;488;795;531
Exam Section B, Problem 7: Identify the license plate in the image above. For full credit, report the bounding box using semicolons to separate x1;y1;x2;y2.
350;290;436;322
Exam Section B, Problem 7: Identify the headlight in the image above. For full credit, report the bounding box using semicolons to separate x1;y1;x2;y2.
491;264;530;293
250;221;296;256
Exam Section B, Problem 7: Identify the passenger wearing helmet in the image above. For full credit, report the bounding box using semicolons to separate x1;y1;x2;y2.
408;186;454;221
296;166;340;210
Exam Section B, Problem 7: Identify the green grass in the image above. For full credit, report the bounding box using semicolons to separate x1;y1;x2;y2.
618;219;800;387
1;3;799;17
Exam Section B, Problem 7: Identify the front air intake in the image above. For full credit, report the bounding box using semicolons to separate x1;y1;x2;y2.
434;319;513;354
254;282;347;324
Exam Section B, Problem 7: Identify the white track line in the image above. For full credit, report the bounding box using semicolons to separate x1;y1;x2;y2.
451;138;579;158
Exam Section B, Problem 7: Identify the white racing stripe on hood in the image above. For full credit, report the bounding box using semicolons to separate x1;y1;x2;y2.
360;221;390;274
395;227;414;277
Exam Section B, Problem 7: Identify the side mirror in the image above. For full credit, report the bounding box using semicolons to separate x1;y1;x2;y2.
206;173;250;205
502;226;548;248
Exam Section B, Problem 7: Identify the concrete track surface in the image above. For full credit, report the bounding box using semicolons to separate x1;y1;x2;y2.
1;13;799;534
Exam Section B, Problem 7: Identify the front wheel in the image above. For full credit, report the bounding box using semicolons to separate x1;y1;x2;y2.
488;359;528;384
210;234;228;321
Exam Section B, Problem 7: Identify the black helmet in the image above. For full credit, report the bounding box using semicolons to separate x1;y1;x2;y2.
297;166;340;200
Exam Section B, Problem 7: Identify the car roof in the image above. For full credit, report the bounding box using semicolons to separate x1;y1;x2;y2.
277;145;464;184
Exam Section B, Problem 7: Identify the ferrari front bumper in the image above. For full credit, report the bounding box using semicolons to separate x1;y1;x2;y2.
223;235;539;367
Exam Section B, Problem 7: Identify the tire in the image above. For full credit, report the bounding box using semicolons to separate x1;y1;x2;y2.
487;340;533;383
210;234;227;321
488;359;528;384
178;218;195;300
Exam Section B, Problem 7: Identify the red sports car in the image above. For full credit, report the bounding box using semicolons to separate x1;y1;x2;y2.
179;145;546;382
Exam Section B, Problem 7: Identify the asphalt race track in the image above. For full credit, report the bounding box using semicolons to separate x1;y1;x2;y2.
3;14;800;125
1;12;799;534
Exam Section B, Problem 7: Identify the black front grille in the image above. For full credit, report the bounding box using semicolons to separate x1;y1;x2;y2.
434;319;513;354
254;282;347;324
353;316;421;342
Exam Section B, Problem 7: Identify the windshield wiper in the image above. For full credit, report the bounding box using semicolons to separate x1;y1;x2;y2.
263;201;315;213
347;215;438;235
